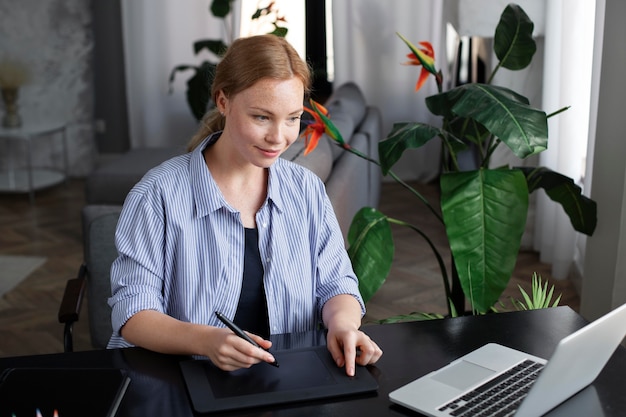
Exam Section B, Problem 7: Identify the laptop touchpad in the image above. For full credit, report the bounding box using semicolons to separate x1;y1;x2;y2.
432;360;495;390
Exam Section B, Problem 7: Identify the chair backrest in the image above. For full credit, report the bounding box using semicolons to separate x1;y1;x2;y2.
82;205;122;349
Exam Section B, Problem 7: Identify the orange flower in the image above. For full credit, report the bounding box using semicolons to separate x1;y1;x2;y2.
300;100;345;155
402;40;436;91
300;105;327;155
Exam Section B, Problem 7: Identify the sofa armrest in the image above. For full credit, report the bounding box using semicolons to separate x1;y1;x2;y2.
58;264;87;352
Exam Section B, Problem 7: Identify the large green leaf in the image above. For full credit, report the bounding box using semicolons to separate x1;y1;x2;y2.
440;169;529;313
168;62;214;121
378;122;442;175
494;4;536;70
520;167;597;235
185;61;216;121
347;207;394;303
210;0;234;18
427;84;548;159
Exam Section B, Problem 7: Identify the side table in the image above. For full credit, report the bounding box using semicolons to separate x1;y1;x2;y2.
0;121;68;204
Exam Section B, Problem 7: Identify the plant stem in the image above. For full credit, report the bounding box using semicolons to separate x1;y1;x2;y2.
483;137;500;168
386;170;444;224
341;144;444;223
486;60;502;85
440;122;461;172
547;106;571;118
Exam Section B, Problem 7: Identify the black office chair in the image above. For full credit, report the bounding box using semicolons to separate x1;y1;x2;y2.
58;205;122;352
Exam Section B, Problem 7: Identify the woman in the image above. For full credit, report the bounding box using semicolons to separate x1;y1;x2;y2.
107;34;382;376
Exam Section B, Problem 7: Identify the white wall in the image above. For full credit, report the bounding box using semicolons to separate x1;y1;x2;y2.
580;0;626;320
0;0;95;176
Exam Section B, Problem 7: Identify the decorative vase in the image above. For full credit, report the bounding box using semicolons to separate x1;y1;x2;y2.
1;87;21;128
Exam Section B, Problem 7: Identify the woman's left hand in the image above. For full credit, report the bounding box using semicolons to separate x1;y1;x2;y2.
323;294;383;376
326;325;383;376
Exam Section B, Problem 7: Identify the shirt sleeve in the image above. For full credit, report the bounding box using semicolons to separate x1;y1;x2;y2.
108;190;167;337
313;188;366;320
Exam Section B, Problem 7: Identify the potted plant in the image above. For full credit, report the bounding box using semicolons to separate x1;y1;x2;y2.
301;3;596;316
169;0;288;121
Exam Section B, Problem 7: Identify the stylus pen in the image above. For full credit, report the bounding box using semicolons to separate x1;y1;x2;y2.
214;311;279;368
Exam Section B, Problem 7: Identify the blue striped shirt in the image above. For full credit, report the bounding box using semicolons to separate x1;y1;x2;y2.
107;133;365;348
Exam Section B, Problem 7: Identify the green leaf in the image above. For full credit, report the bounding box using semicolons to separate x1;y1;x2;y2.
251;8;263;19
270;27;288;37
194;39;229;57
347;207;394;303
519;167;597;235
377;312;444;323
168;62;215;121
168;65;197;85
427;84;548;159
210;0;234;18
494;4;536;70
378;122;441;175
186;61;216;121
512;273;562;310
441;169;529;313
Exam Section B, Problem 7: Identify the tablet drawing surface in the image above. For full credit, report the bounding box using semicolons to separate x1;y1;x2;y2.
180;345;378;413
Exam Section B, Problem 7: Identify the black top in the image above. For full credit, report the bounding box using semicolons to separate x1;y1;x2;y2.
234;227;269;338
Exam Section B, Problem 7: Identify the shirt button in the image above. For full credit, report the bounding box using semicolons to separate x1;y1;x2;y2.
266;257;271;263
262;223;267;228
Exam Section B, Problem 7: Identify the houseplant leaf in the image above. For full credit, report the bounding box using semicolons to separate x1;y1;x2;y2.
185;61;216;121
378;122;442;175
427;84;548;159
520;167;597;235
168;61;216;121
347;207;394;303
194;39;229;57
441;168;529;313
493;3;536;70
210;0;234;18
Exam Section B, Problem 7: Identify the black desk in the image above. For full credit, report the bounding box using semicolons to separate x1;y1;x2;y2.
1;306;625;416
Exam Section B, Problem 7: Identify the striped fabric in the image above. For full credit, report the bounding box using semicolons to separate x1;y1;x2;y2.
107;133;364;348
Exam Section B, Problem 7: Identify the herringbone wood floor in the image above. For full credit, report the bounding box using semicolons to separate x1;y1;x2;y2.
0;179;580;358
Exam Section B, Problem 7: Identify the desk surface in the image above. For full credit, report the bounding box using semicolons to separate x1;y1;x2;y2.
1;306;625;416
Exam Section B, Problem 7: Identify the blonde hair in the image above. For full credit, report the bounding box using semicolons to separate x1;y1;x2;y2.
187;34;312;151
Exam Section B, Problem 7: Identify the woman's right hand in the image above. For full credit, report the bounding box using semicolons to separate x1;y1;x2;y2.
121;310;276;371
203;327;276;371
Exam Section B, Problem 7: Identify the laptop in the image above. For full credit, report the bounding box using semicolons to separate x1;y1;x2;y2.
389;303;626;417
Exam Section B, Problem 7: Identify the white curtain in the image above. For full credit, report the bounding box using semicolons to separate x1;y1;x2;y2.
331;0;445;182
120;0;242;149
535;0;596;279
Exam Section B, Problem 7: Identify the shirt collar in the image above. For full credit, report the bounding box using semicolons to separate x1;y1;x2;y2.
266;159;285;213
191;132;226;218
190;132;285;217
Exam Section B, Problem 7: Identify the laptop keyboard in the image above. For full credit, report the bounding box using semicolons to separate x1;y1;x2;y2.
438;359;544;417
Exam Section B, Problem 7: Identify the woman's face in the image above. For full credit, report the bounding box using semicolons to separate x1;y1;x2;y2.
217;77;305;168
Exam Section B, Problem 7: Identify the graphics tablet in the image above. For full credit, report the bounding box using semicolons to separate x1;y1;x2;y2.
0;367;130;417
179;345;378;413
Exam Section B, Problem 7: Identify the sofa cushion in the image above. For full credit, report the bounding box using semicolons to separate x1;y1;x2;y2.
323;111;355;162
281;132;333;182
86;146;184;204
324;82;367;160
325;82;367;125
325;132;370;241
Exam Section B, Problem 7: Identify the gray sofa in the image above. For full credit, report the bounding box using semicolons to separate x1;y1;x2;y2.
85;82;383;240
